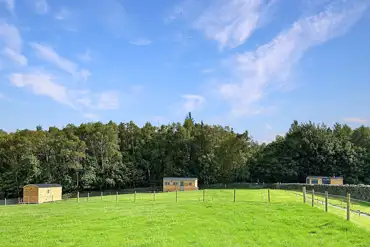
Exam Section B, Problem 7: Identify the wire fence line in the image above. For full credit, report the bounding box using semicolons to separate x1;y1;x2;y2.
2;185;370;224
65;189;272;203
1;188;275;205
283;187;370;221
2;187;370;227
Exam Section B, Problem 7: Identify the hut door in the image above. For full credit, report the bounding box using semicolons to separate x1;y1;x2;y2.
180;182;184;191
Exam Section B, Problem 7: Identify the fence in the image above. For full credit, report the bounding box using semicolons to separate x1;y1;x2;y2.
61;188;274;204
2;184;370;222
276;183;370;202
283;186;370;222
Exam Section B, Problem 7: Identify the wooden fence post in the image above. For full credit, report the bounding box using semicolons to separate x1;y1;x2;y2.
87;192;89;202
4;198;6;206
311;189;315;207
77;191;80;203
101;191;103;200
153;191;156;201
203;189;205;202
347;193;351;221
234;189;236;202
268;189;271;203
134;191;137;202
116;192;118;202
303;187;306;203
325;191;328;212
176;189;178;202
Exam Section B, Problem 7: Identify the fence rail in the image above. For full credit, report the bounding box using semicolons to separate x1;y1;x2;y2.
3;184;370;223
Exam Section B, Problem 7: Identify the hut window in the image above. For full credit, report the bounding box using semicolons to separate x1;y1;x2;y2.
189;183;192;186
47;189;50;193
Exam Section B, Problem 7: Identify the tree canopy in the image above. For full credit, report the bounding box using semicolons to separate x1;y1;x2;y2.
1;114;369;197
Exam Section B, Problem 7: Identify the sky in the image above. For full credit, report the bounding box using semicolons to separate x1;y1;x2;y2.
0;0;370;142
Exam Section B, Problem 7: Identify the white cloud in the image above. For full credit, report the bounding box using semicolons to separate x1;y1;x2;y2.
77;49;92;62
181;94;205;112
0;23;27;67
0;92;6;99
80;69;91;81
55;7;70;20
130;38;152;46
0;0;14;11
218;0;369;117
265;124;272;130
0;23;22;52
2;48;27;66
194;0;276;49
30;43;91;81
343;118;367;124
97;91;120;110
9;71;123;111
9;72;74;107
34;0;49;14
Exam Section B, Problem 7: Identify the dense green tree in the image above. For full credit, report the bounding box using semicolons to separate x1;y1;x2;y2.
0;116;370;197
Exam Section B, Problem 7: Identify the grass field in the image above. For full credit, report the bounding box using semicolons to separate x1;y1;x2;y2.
1;189;370;247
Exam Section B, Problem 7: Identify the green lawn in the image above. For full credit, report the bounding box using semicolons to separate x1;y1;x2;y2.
1;189;370;247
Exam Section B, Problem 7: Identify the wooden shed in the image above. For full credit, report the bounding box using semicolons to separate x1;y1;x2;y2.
23;184;62;204
306;176;343;185
163;177;198;192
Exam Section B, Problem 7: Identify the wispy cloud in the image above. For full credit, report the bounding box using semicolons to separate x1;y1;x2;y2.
30;43;91;81
181;94;205;112
55;7;70;20
0;0;14;11
9;70;122;111
0;23;27;66
9;72;74;107
194;0;277;49
2;48;27;66
97;91;120;110
33;0;49;14
265;124;272;130
217;0;369;117
130;38;152;46
343;118;368;124
0;23;22;53
77;49;92;62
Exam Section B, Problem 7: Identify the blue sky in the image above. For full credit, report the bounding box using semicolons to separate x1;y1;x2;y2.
0;0;370;142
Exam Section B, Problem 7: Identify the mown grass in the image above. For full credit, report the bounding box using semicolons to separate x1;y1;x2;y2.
1;189;370;247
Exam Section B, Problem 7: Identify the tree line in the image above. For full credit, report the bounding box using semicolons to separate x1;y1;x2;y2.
1;113;369;197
